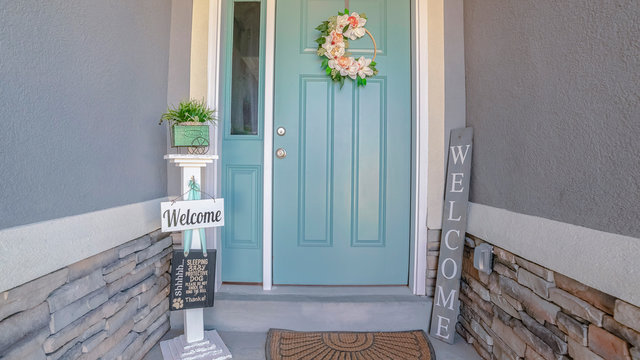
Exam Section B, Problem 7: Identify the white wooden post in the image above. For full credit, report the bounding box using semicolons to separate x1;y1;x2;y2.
165;154;217;343
161;154;232;359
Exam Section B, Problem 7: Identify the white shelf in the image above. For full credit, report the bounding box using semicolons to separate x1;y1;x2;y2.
164;154;219;160
164;154;219;168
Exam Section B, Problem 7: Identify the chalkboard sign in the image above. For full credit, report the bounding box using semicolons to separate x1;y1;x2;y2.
169;249;216;311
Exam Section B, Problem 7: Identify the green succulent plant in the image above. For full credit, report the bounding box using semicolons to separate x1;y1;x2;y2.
159;99;217;126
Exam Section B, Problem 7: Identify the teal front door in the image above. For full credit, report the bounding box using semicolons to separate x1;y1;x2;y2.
273;0;412;285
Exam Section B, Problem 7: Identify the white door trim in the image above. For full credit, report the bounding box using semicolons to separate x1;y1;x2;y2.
262;0;429;293
409;0;429;296
262;0;277;290
207;0;224;291
209;0;430;294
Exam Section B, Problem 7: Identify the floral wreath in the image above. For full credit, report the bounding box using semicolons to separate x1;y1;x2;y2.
315;8;378;87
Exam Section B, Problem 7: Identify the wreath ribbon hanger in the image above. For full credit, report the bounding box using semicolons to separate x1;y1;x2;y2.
341;0;376;62
343;0;377;63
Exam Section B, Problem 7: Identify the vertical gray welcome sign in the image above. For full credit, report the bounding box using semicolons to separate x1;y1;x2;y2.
430;127;473;344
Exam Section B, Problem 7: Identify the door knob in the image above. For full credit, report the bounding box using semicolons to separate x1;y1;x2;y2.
276;127;286;136
276;148;287;159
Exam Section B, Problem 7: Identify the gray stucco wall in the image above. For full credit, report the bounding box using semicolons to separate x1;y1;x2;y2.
0;0;171;229
464;0;640;238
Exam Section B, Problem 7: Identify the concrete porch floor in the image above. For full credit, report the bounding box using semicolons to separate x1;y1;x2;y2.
144;285;479;359
144;329;480;360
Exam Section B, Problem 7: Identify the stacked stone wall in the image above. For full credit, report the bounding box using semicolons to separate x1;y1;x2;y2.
0;230;173;360
426;231;442;297
456;235;640;360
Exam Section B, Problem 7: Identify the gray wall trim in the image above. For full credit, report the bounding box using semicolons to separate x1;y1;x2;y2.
0;197;167;293
166;0;195;196
426;0;466;230
167;0;193;106
467;202;640;307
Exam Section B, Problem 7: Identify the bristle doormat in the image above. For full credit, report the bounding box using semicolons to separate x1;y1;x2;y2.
266;329;436;360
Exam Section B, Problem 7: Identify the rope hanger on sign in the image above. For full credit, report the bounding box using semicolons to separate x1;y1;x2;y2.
181;176;210;257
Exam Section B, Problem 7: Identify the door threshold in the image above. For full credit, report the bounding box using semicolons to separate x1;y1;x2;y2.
218;283;415;297
200;285;431;333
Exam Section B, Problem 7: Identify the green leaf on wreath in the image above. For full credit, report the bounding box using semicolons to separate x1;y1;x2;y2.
345;8;349;14
342;24;350;34
363;78;367;86
325;67;331;75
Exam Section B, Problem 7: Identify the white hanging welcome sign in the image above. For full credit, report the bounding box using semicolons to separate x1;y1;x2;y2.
160;199;225;232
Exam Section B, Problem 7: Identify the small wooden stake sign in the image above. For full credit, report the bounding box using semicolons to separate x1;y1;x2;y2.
429;127;473;344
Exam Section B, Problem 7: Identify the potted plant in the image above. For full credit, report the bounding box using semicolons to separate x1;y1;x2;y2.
160;99;217;154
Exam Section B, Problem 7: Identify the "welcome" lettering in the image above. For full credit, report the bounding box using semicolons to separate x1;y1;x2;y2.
163;208;223;228
429;128;473;344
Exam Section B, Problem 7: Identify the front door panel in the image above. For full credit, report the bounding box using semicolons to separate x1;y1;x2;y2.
221;0;266;283
273;0;411;285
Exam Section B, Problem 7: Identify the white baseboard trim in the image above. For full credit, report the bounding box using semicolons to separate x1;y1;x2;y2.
0;197;168;293
467;202;640;306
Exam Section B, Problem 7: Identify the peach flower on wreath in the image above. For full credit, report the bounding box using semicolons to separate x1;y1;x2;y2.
343;13;367;40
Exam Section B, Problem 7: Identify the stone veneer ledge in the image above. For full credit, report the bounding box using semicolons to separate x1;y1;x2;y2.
0;229;172;360
466;203;640;306
455;234;640;360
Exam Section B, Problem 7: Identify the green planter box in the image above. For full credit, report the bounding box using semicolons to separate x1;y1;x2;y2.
172;125;210;147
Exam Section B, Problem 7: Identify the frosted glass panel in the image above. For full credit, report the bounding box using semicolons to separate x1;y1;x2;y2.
231;2;261;135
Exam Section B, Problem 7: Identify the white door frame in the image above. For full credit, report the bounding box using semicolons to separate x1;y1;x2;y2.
208;0;430;295
409;0;429;296
207;0;223;291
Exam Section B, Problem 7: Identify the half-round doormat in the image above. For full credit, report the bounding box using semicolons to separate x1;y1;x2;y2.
266;329;436;360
